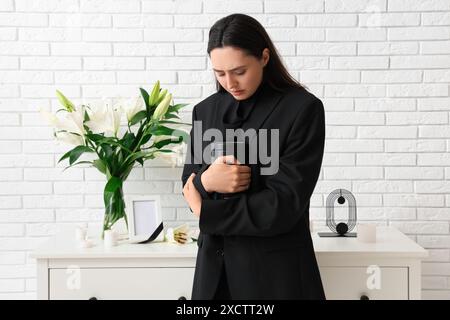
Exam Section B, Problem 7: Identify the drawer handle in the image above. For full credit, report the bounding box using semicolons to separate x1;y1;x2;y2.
178;296;187;300
89;297;98;300
360;294;369;300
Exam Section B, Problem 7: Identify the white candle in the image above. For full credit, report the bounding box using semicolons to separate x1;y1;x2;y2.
75;226;87;241
77;238;93;248
104;230;117;247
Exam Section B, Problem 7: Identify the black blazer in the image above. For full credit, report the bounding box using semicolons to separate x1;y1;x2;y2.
182;84;326;300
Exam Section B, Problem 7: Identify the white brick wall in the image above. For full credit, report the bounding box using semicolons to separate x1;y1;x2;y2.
0;0;449;300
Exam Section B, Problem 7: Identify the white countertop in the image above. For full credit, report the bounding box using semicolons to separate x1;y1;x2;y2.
31;226;427;260
312;226;427;258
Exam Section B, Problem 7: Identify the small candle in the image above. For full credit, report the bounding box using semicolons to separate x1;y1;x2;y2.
75;226;87;241
78;238;93;248
104;230;117;247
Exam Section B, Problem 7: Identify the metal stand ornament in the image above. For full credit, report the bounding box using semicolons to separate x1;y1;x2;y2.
318;189;357;237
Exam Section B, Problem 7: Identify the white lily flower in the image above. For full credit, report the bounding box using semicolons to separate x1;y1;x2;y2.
123;97;144;122
85;102;109;134
112;106;121;136
56;116;82;135
85;101;122;137
67;105;86;135
39;107;58;127
40;107;85;136
55;131;84;146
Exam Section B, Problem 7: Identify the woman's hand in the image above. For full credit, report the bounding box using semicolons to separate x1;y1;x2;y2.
201;155;251;194
182;173;202;217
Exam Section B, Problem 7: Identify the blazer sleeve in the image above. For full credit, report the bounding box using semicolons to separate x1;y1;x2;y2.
181;106;213;201
199;98;325;237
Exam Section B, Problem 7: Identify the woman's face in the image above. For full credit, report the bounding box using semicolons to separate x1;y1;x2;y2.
210;46;269;100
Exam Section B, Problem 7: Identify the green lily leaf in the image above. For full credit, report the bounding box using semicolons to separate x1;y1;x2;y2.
95;137;124;152
121;132;136;151
140;133;152;146
129;110;147;126
104;176;122;198
117;149;124;165
84;109;90;122
93;159;107;174
62;161;93;172
100;144;114;159
167;103;188;114
123;150;152;165
153;137;182;149
154;149;173;154
58;145;78;164
106;141;132;154
69;146;95;165
120;164;134;181
105;166;112;180
150;125;175;136
85;133;105;143
163;113;180;120
139;87;150;111
104;176;124;220
159;120;191;126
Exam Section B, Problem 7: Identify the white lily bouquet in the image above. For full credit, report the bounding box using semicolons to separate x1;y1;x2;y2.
41;81;189;238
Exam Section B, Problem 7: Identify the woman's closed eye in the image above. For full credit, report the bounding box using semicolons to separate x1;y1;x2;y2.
216;70;246;77
233;69;246;75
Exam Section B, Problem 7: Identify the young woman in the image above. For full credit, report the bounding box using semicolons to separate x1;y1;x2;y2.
182;13;326;300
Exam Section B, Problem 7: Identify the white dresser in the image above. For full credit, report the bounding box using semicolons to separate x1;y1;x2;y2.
31;226;427;300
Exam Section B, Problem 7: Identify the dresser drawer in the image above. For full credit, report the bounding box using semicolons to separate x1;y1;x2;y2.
319;266;408;300
50;267;195;300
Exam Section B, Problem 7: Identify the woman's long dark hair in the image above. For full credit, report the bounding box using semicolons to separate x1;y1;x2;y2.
207;13;303;93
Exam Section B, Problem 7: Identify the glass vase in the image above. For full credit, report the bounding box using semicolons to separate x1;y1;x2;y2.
102;183;128;240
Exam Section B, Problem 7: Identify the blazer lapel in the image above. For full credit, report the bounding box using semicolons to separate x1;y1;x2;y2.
213;86;284;137
241;86;283;133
